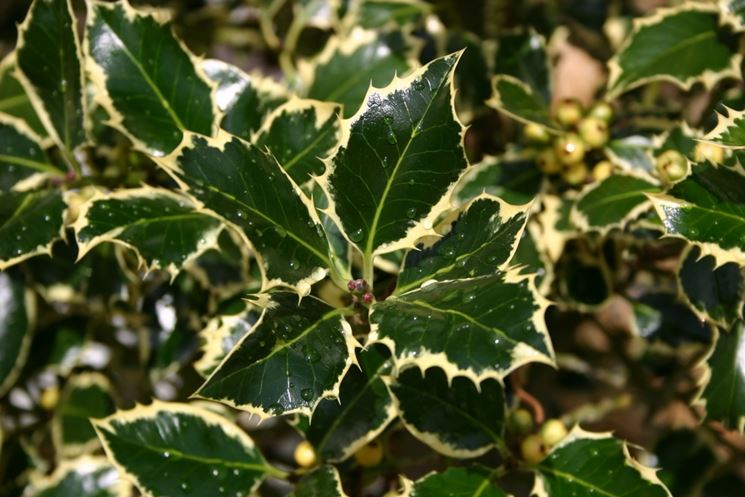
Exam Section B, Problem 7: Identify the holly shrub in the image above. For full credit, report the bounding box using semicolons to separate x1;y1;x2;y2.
1;0;744;496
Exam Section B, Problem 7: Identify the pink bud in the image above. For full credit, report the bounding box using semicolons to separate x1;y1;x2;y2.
363;292;374;304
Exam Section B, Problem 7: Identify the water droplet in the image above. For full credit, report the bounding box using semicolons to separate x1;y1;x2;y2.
414;80;426;91
301;388;314;401
211;468;220;477
232;469;241;476
303;345;321;363
406;207;417;219
219;487;225;494
274;226;287;238
350;228;364;242
382;156;390;168
386;131;397;144
383;114;393;125
289;258;300;270
162;451;171;459
180;482;191;493
269;402;285;415
43;214;50;222
688;227;698;237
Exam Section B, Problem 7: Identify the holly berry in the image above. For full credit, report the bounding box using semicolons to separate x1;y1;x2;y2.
655;150;688;183
39;386;60;410
507;408;534;435
694;142;724;164
554;134;586;165
363;292;374;304
555;99;583;127
293;440;317;468
578;117;609;148
587;101;614;122
347;278;368;294
354;440;384;467
563;162;589;186
521;434;547;464
524;123;551;143
540;419;568;447
536;149;562;174
592;160;614;182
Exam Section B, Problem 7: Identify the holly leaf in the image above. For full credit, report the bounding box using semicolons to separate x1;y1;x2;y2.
696;323;745;432
572;174;660;232
0;113;62;192
347;0;430;29
195;302;259;377
453;155;543;206
94;402;280;497
202;59;287;141
411;467;507;497
487;75;559;131
302;28;417;118
649;162;745;267
0;272;35;397
721;0;745;32
85;0;216;156
607;5;740;97
73;188;223;277
254;98;342;184
158;132;332;293
605;136;655;174
704;106;745;148
391;367;505;458
291;465;348;497
0;55;47;138
16;0;87;152
53;373;116;458
196;293;358;418
306;346;395;462
396;196;530;294
0;189;67;270
321;53;468;264
493;30;551;102
27;457;128;497
533;428;672;497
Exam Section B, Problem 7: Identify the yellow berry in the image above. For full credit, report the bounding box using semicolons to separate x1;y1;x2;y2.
554;134;586;165
555;99;583;127
293;440;317;468
655;150;688;183
578;117;609;148
592;160;614;182
540;419;568;447
354;440;384;467
563;162;589;186
507;408;534;435
39;387;60;410
521;434;547;464
694;142;724;164
524;123;551;143
588;102;614;122
536;148;562;174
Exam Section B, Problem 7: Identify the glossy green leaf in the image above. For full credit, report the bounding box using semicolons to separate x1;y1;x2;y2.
572;174;660;231
0;189;66;270
350;0;430;29
607;5;739;97
197;293;357;418
53;373;116;458
493;30;551;102
195;302;259;377
391;367;505;457
73;188;223;276
396;196;529;294
0;271;35;396
202;59;287;141
323;53;468;264
411;467;507;497
0;114;61;192
160;132;331;292
704;106;745;148
291;465;348;497
16;0;87;151
304;28;416;117
650;162;745;267
370;272;553;382
487;75;558;131
605;136;655;173
187;231;252;295
28;457;127;497
679;246;744;328
85;0;215;156
453;155;543;206
307;346;395;462
697;323;745;432
254;98;341;184
0;56;47;137
534;428;672;497
94;402;280;496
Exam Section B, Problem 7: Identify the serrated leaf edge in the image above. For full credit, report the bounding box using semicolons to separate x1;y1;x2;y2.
486;75;560;132
27;455;130;497
0;276;35;397
703;105;745;148
194;303;258;378
0;111;62;191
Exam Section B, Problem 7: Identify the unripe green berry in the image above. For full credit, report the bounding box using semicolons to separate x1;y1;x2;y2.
537;148;562;174
655;150;688;183
578;117;609;148
563;162;589;185
540;419;568;447
554;134;586;165
588;101;614;122
592;160;614;182
521;434;547;464
508;408;534;435
524;123;551;143
555;99;583;127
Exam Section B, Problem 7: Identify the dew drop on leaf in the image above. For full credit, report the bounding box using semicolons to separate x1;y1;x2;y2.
406;207;417;219
289;258;300;270
387;131;398;144
301;388;314;401
350;228;364;242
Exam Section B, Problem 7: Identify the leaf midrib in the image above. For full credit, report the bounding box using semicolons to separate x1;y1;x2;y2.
535;465;618;497
0;154;61;174
581;185;659;212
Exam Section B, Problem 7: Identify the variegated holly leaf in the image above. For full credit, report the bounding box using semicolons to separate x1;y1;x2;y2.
85;0;216;156
396;196;529;294
306;346;395;462
493;30;551;102
650;162;745;267
453;155;543;206
196;293;357;418
53;373;116;458
321;53;468;271
679;246;744;328
607;5;740;97
16;0;87;152
697;323;745;432
487;75;559;131
202;59;287;141
391;367;505;458
195;301;259;377
302;28;416;117
0;113;62;192
27;457;128;497
291;465;348;497
187;230;252;296
94;402;281;496
254;98;342;184
159;132;332;293
0;189;66;270
572;174;660;232
73;188;223;277
0;55;47;138
347;0;430;29
370;271;553;382
704;106;745;148
533;428;672;497
411;467;507;497
0;272;35;397
605;136;655;174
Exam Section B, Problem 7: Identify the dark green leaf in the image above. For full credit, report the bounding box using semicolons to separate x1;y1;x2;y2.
0;271;34;396
493;30;551;102
573;174;660;231
411;467;507;497
0;56;47;137
348;0;430;29
0;114;61;192
29;458;126;497
291;465;348;497
454;155;543;206
705;106;745;148
605;136;655;173
487;75;559;131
